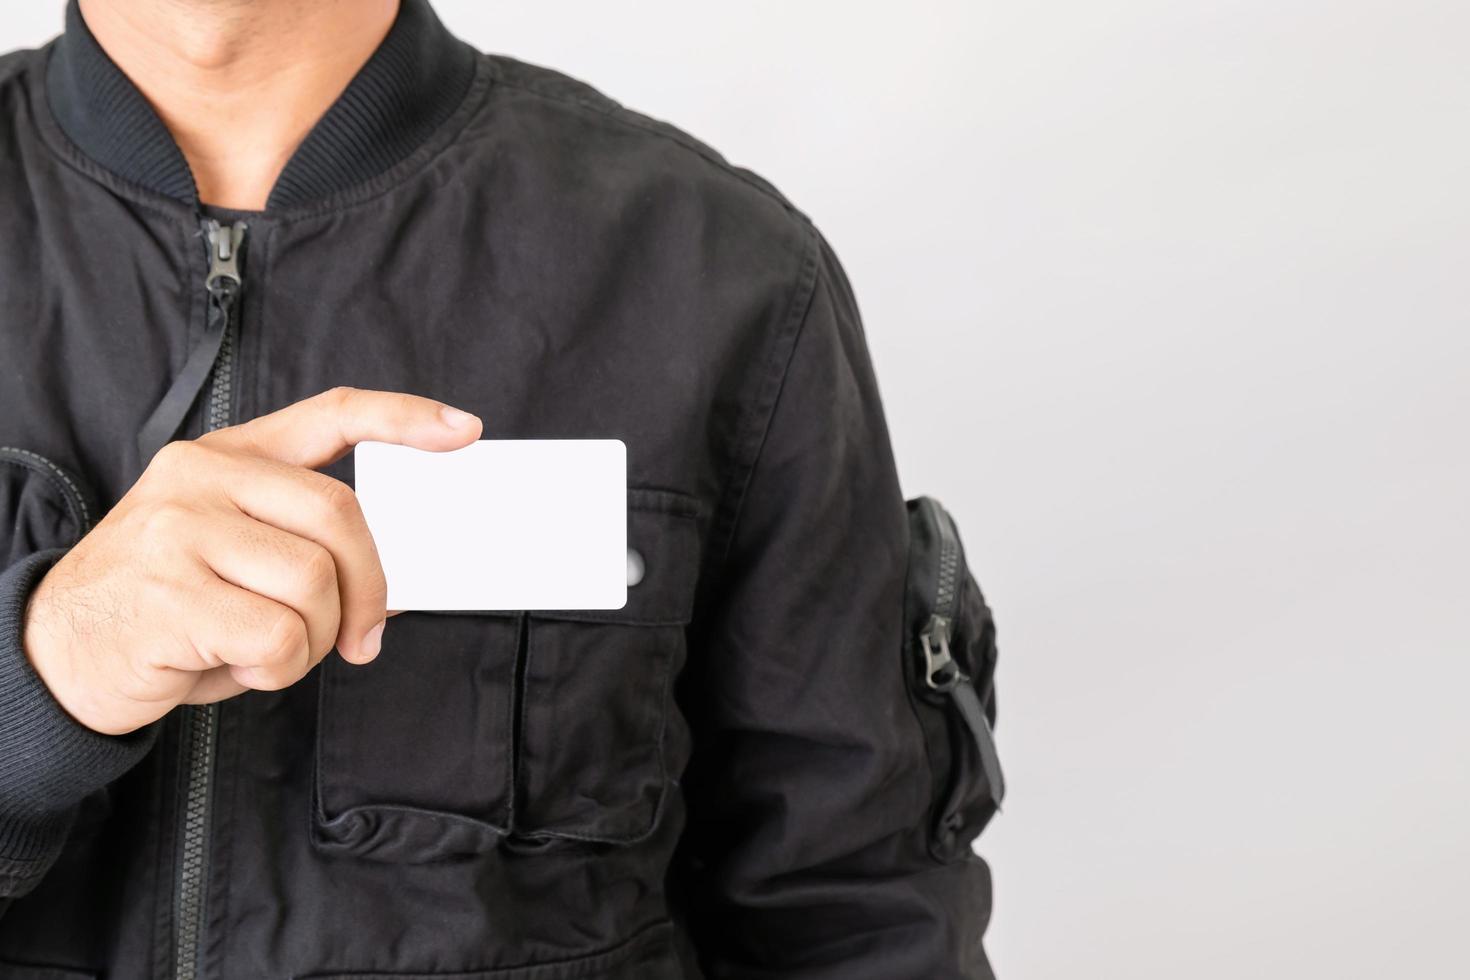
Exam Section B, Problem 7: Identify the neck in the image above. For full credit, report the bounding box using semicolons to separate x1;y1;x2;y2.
76;0;400;210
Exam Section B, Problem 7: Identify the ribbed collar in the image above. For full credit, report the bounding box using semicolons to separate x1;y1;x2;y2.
45;0;477;211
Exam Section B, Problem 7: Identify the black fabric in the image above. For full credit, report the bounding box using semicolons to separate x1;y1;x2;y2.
0;5;1001;977
44;0;476;210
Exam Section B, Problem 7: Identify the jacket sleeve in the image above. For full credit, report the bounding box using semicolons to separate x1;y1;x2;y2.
679;229;996;978
0;548;157;908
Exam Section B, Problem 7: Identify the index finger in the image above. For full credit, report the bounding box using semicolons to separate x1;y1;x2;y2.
203;386;482;469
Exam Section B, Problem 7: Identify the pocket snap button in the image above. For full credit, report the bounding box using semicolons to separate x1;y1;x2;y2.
626;547;646;587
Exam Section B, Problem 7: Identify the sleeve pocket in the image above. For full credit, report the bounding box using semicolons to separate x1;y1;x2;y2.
0;447;96;565
903;495;1005;862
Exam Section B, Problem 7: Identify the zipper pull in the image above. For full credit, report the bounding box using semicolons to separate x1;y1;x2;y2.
920;613;965;691
922;612;1007;812
135;218;249;462
204;218;246;298
950;674;1007;812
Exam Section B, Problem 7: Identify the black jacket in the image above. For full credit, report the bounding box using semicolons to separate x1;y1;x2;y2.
0;2;1004;977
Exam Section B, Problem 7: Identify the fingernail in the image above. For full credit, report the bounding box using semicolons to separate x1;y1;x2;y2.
358;620;385;663
440;406;479;430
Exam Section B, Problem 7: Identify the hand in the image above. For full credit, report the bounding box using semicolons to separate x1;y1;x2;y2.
20;387;482;735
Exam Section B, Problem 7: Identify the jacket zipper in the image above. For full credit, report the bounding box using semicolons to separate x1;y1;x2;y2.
174;217;246;980
0;447;95;537
916;498;966;691
916;498;1005;809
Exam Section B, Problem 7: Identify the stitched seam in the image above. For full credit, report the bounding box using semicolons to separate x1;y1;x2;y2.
626;487;702;519
0;852;54;878
312;661;335;823
703;225;823;582
316;801;510;833
507;613;526;833
0;446;91;532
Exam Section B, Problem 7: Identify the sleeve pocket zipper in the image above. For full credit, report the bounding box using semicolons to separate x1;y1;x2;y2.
907;495;1005;856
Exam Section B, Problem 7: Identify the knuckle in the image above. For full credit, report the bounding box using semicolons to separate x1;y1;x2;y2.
148;439;196;474
138;570;182;611
245;663;294;691
137;499;196;539
194;428;226;448
138;570;180;608
147;438;231;484
193;429;241;457
295;544;339;597
324;385;358;410
260;610;309;670
119;644;169;701
314;477;361;523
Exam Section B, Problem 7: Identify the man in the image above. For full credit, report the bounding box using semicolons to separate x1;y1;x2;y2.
0;1;1001;977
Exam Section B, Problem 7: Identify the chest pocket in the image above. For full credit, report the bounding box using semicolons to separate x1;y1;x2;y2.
311;488;701;863
0;446;96;564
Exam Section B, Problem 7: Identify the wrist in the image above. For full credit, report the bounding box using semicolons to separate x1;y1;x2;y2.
0;553;160;847
22;576;118;736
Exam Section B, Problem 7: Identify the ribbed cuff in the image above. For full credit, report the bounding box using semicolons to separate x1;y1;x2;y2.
0;549;157;879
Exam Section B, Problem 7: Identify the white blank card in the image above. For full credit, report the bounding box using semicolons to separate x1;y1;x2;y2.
354;440;627;611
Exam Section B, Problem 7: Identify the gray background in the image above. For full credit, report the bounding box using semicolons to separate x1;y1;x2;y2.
5;2;1468;977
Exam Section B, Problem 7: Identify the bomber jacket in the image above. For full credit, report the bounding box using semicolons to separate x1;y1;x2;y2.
0;2;1004;977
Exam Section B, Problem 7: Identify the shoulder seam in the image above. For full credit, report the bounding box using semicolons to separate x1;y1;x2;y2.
698;220;824;592
481;55;812;227
0;47;40;90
